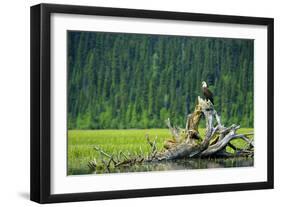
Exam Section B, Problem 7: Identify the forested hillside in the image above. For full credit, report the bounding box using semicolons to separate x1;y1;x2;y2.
67;31;253;129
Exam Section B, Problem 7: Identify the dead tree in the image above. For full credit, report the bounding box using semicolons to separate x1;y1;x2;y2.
88;96;254;171
153;96;253;161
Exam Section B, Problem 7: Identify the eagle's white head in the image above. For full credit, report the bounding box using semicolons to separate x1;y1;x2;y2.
202;81;207;88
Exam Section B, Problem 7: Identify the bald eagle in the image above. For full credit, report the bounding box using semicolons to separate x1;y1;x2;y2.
202;81;214;105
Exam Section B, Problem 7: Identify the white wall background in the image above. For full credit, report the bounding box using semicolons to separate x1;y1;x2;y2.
0;0;279;206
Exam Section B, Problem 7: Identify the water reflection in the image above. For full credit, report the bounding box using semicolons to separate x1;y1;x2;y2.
85;157;254;175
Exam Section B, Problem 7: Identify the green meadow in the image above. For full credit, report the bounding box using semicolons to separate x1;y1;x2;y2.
67;128;253;175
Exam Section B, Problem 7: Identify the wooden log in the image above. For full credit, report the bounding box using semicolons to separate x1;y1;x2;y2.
153;96;253;160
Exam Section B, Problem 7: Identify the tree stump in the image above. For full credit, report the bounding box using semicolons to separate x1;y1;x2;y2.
153;96;253;161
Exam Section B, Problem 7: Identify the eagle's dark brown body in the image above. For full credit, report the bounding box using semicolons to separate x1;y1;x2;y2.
201;81;214;105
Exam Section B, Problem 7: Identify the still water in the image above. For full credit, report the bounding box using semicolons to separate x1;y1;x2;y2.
70;157;253;175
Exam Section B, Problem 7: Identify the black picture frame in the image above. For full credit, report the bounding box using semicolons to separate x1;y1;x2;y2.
30;3;274;204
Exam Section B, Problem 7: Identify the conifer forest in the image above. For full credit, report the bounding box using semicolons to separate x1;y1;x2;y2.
67;31;254;130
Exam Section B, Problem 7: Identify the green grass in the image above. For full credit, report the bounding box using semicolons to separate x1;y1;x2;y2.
67;128;253;175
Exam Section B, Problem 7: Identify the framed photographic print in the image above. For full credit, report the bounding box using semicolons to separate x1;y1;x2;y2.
30;3;274;203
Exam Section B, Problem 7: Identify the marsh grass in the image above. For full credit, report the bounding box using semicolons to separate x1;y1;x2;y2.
67;128;253;175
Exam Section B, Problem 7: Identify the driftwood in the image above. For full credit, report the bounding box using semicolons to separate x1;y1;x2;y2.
88;96;254;171
154;97;254;160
